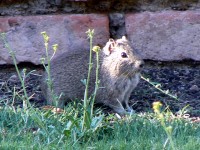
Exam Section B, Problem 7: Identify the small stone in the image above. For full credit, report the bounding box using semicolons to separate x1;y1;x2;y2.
8;74;18;83
189;85;199;91
23;4;29;9
14;4;21;8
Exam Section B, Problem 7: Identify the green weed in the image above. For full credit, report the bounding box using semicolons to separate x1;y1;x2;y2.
40;31;58;106
0;106;199;149
1;33;32;110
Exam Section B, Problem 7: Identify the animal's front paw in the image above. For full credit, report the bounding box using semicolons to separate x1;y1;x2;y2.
126;109;135;115
126;107;135;114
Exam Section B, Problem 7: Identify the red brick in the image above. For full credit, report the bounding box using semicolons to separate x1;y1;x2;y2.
0;14;109;64
126;11;200;61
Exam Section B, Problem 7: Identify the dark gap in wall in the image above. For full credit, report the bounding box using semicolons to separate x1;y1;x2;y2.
0;60;199;71
109;13;126;39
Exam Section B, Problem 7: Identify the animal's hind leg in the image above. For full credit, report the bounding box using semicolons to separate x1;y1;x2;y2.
124;100;134;113
104;99;127;115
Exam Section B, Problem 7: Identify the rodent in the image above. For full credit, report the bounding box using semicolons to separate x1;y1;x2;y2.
41;36;144;115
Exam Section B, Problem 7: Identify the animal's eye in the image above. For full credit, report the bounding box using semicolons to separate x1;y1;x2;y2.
121;52;128;58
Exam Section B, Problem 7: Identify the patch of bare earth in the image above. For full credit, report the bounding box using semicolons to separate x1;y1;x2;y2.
0;61;199;121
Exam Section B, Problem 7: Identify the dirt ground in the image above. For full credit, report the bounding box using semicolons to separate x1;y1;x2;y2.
0;61;199;117
131;61;200;117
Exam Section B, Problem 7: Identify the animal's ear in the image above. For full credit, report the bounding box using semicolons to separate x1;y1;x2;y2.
121;36;127;41
103;39;116;55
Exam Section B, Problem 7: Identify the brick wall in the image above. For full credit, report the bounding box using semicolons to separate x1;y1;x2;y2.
0;0;200;64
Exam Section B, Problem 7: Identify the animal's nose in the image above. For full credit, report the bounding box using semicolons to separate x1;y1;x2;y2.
139;61;144;68
136;60;144;68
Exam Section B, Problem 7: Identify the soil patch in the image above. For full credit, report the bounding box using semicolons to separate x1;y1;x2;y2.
0;61;199;117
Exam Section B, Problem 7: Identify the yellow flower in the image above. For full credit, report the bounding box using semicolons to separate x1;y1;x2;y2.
41;31;49;43
166;126;173;134
153;101;162;114
52;44;58;52
92;46;101;53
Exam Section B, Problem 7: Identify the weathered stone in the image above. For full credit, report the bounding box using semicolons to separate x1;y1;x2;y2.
0;14;109;65
126;11;200;61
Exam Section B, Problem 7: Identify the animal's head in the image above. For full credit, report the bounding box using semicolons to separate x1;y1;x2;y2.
102;36;144;77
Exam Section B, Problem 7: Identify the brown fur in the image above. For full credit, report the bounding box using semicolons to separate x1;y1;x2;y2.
41;36;144;115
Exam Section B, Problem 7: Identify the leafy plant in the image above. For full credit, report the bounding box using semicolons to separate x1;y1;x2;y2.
82;29;102;131
40;31;58;106
1;33;31;110
39;30;104;142
141;75;178;100
153;101;175;150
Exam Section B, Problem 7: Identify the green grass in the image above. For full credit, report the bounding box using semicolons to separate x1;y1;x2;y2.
0;105;199;150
